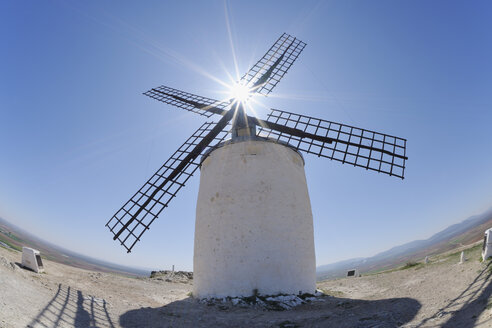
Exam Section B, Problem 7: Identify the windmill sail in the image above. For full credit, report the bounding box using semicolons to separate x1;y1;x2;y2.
106;121;230;252
258;109;407;179
143;86;229;117
241;33;306;95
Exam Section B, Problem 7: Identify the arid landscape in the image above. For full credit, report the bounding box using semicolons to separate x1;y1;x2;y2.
3;1;492;327
1;241;492;327
0;218;147;277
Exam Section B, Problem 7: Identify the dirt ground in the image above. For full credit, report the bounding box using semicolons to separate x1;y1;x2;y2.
1;243;491;328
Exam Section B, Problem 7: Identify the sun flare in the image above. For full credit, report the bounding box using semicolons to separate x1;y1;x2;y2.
229;83;251;103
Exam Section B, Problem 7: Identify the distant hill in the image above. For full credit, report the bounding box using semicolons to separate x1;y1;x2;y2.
317;207;492;280
0;216;149;277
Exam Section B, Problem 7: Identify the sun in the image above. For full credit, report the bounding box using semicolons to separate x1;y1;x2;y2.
229;82;251;103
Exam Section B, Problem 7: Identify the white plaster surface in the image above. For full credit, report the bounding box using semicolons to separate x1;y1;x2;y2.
193;140;316;298
21;247;44;273
482;228;492;260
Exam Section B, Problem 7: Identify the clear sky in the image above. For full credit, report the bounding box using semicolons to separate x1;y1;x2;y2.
1;1;492;272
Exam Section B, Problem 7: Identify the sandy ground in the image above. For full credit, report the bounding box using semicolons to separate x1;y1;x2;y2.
1;244;491;328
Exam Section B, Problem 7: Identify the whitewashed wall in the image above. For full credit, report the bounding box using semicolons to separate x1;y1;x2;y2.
193;140;316;298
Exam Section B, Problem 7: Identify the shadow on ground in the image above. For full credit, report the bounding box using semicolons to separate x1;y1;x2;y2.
119;295;421;328
415;261;492;328
27;284;115;328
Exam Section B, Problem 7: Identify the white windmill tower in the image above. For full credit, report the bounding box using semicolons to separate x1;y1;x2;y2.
106;33;408;298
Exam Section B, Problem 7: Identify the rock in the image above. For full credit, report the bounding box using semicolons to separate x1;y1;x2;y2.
231;298;242;305
0;256;20;273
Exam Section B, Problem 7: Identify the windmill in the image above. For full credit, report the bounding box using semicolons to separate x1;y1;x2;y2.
106;33;408;298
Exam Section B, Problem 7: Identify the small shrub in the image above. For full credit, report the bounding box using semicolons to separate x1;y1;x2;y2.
400;262;420;270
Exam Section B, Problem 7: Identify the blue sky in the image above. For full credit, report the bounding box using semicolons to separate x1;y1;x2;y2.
1;0;491;271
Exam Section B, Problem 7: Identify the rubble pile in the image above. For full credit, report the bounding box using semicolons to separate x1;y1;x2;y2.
199;290;326;311
149;270;193;283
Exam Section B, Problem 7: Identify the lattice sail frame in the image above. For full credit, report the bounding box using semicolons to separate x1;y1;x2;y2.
241;33;307;95
106;122;229;252
143;86;230;117
258;109;407;179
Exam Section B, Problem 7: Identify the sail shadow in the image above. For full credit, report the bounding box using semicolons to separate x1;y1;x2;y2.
27;284;115;328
